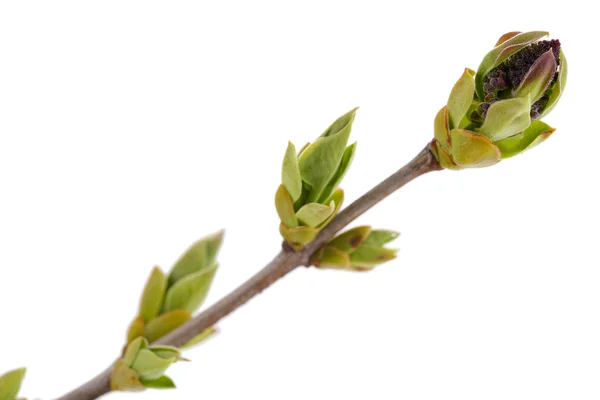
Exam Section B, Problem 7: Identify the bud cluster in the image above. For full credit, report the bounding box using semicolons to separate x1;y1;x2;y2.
119;231;223;390
276;109;357;250
431;31;567;169
312;226;399;271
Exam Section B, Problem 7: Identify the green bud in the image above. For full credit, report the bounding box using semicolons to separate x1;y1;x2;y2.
139;267;167;322
168;230;224;286
312;226;399;272
163;263;218;313
0;368;26;400
277;109;358;249
112;337;181;391
431;31;566;169
144;309;191;343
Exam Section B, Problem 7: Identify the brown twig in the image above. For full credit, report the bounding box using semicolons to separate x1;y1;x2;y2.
55;143;442;400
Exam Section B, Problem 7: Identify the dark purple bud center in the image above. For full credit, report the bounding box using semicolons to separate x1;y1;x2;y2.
477;39;561;121
506;39;561;87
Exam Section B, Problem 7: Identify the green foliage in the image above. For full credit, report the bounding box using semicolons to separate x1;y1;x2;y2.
276;108;358;249
0;368;26;400
312;226;400;272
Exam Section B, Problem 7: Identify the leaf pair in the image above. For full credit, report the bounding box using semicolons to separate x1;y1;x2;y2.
312;226;400;271
127;231;223;345
277;108;358;249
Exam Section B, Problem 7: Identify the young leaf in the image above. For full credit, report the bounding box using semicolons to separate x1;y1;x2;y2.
317;141;357;203
123;337;147;367
279;224;319;249
144;310;191;343
0;368;26;400
296;202;334;228
110;359;144;391
327;226;372;254
163;264;218;313
139;267;167;322
349;245;397;268
313;246;350;269
298;108;357;197
131;349;176;381
362;230;400;247
318;188;344;228
168;231;224;286
140;375;177;389
181;327;218;350
127;316;145;344
282;141;302;202
275;185;298;228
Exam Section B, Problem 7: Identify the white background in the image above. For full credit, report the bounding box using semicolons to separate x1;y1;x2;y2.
1;1;598;399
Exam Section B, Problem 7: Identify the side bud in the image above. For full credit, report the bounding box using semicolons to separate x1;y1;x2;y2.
276;108;358;250
125;231;223;346
312;226;400;272
111;337;183;391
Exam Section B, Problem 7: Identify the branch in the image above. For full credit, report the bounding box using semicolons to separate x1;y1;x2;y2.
55;143;442;400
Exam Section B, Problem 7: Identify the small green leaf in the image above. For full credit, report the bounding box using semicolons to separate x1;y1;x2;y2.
317;142;357;203
275;185;298;228
0;368;26;400
163;264;218;313
432;140;460;170
494;120;555;159
282;141;302;202
450;129;501;168
349;245;397;268
447;68;475;129
363;230;400;246
139;267;167;322
434;106;451;150
148;345;181;360
127;316;145;344
131;349;176;381
110;359;144;391
140;375;177;389
181;327;218;350
279;224;319;249
145;310;191;343
168;231;224;286
123;337;147;367
298;108;357;197
479;97;532;141
318;188;344;228
296;202;334;228
313;246;350;269
328;226;372;254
